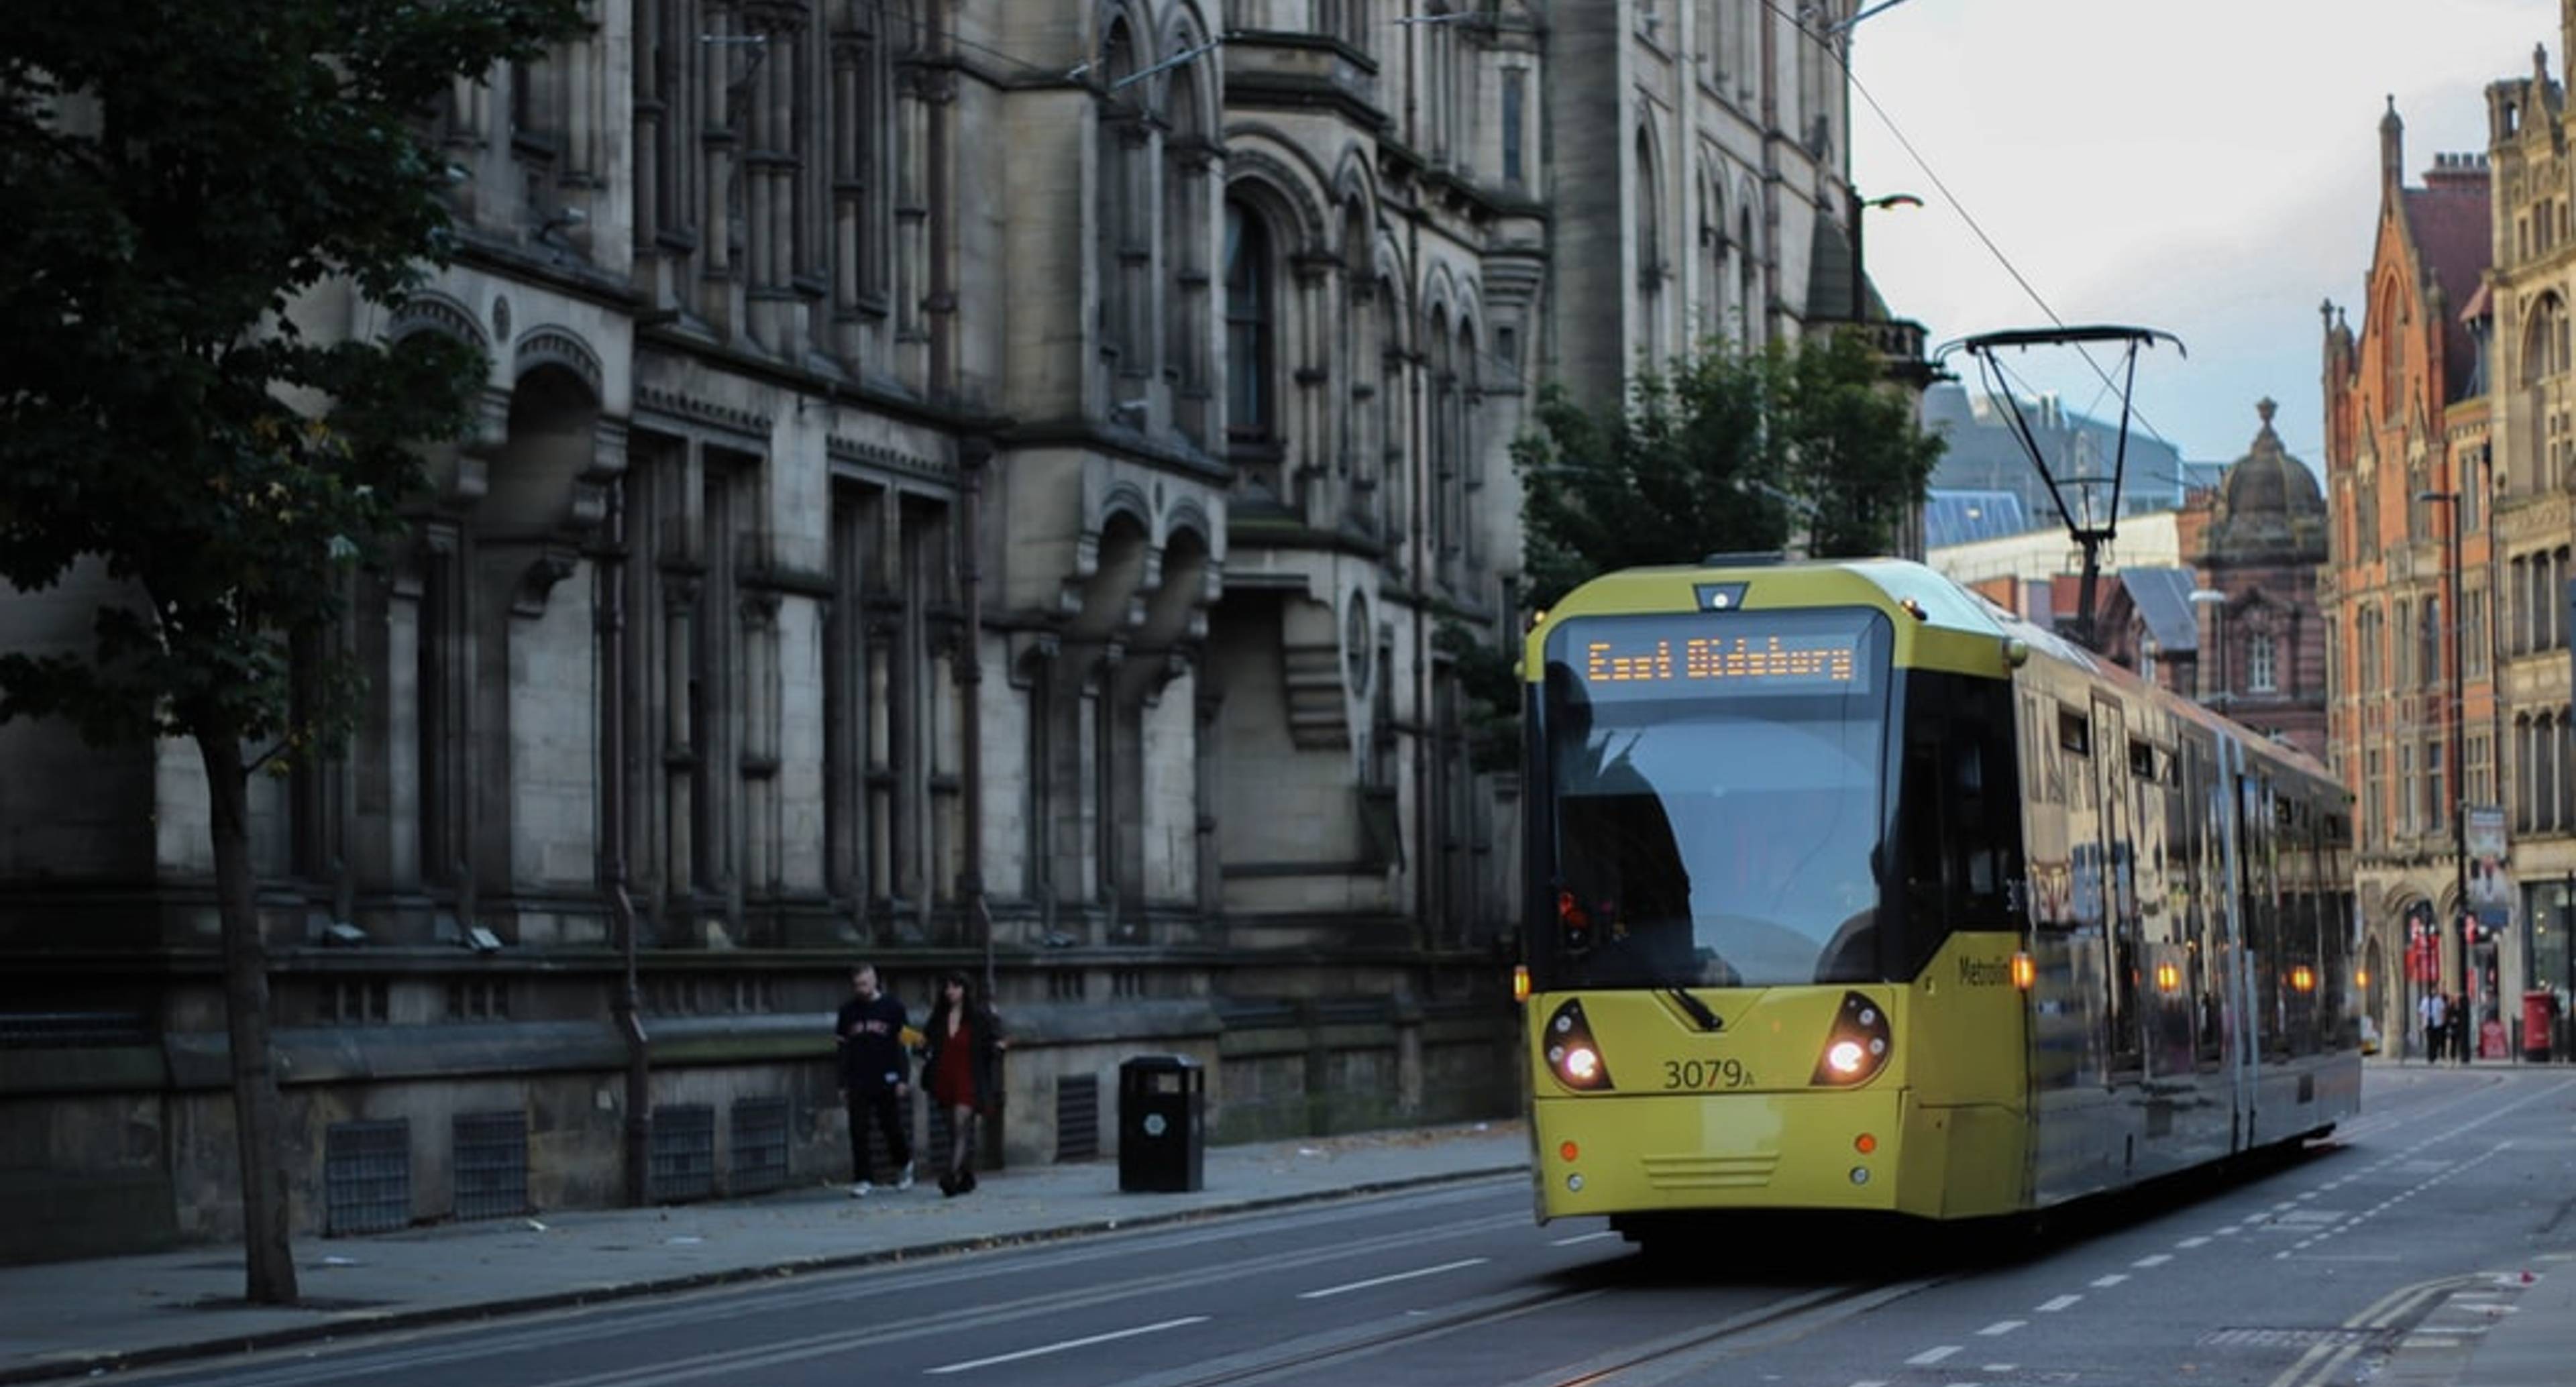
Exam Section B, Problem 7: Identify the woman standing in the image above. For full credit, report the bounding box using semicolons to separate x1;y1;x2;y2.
922;970;1004;1195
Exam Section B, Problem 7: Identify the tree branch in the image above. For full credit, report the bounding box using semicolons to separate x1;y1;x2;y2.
243;737;293;781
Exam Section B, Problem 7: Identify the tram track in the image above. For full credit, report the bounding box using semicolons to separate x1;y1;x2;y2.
1119;1274;1944;1387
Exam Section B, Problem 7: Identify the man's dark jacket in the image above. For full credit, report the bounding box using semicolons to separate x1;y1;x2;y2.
836;993;910;1092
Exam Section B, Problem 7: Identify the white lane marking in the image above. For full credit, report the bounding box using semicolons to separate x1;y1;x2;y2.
2090;1274;2129;1288
1905;1345;1962;1366
2035;1294;2083;1312
1551;1231;1617;1246
1983;1367;2019;1374
925;1316;1209;1374
2216;1226;2243;1236
2133;1254;2173;1268
1297;1257;1489;1300
1847;1381;1888;1387
2177;1237;2212;1249
1978;1319;2025;1336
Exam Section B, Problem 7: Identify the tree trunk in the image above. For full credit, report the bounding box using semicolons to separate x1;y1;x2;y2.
200;730;301;1305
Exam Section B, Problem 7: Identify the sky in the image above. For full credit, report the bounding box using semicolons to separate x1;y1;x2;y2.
1848;0;2554;483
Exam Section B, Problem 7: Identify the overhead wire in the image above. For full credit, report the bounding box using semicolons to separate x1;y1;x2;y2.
1763;0;2196;465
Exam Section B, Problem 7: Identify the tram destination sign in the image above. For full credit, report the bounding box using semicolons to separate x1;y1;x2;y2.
1554;611;1881;700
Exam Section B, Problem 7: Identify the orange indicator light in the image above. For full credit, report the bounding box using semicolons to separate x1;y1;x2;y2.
1560;1141;1580;1163
2291;965;2316;993
1512;966;1532;1003
2010;952;2035;990
2355;968;2371;988
2155;962;2181;993
1854;1133;1878;1155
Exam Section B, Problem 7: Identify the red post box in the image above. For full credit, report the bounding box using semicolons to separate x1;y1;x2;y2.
2524;991;2559;1063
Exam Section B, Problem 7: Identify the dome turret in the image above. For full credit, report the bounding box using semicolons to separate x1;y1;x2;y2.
2208;398;2327;563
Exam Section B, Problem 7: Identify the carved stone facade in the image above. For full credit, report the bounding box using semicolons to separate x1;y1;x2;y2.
0;2;1894;1260
1552;1;1870;407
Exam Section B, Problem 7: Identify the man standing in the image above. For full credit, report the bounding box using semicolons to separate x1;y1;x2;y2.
2420;989;2447;1064
837;964;914;1196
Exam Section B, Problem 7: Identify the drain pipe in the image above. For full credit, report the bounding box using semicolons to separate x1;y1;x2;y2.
600;478;651;1206
961;436;994;993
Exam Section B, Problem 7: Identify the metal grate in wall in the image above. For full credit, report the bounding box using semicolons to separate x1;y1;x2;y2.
650;1104;716;1203
452;1111;530;1221
729;1097;790;1195
1055;1074;1099;1163
0;1009;152;1048
324;1119;413;1236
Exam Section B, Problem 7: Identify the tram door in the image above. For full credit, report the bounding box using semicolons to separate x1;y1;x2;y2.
2094;697;2143;1080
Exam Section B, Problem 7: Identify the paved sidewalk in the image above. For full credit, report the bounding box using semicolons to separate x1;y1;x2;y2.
0;1120;1532;1385
2371;1256;2576;1387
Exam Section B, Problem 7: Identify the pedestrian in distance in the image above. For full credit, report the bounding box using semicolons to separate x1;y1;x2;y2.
836;964;914;1197
2420;990;2447;1064
922;968;1006;1197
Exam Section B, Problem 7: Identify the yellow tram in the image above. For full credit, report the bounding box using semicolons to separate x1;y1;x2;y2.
1521;556;2360;1244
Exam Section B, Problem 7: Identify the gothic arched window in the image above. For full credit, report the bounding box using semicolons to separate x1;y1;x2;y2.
1635;127;1663;355
1736;202;1760;349
2420;597;2442;692
1224;199;1275;444
1428;304;1454;561
1457;318;1481;567
1165;60;1216;446
2524;292;2567;385
2247;630;2278;694
1095;18;1146;380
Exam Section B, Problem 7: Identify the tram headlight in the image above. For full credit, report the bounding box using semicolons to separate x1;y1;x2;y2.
1810;991;1892;1087
1544;999;1615;1091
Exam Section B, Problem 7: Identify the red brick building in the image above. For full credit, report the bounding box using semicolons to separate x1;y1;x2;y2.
2192;399;2330;765
2319;101;2495;1049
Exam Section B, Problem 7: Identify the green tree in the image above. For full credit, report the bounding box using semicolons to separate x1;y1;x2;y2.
1513;331;1946;608
0;0;580;1304
1778;329;1949;561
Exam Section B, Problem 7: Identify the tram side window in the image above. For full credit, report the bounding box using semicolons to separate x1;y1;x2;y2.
2187;736;2224;1066
2324;810;2357;1049
2280;795;2316;1057
1897;674;2026;976
2242;775;2285;1059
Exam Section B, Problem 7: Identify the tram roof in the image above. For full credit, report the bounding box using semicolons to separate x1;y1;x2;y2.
1541;556;2029;641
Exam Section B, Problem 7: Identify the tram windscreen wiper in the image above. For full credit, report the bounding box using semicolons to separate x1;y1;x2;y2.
1666;987;1723;1032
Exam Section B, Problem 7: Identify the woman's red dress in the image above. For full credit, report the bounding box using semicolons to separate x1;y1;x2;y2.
929;1020;976;1109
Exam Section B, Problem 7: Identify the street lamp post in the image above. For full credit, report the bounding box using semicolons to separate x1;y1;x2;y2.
2418;488;2470;1028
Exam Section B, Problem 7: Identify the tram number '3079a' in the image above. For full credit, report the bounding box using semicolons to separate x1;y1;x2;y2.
1662;1058;1754;1090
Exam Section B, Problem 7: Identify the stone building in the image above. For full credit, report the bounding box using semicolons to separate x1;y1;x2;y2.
2319;100;2496;1054
1552;1;1902;392
2471;21;2576;1035
0;1;1905;1261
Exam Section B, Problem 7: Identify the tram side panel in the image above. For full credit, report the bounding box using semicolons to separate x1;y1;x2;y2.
2021;671;2119;1207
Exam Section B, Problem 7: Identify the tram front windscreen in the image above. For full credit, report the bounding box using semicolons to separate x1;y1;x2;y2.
1531;606;1897;990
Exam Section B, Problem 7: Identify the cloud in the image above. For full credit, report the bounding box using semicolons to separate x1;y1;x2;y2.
1852;0;2544;461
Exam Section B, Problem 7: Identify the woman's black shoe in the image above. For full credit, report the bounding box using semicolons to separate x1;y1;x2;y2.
959;1169;977;1194
938;1170;961;1197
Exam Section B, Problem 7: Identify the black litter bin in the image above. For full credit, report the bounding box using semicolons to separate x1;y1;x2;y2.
1118;1054;1205;1192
